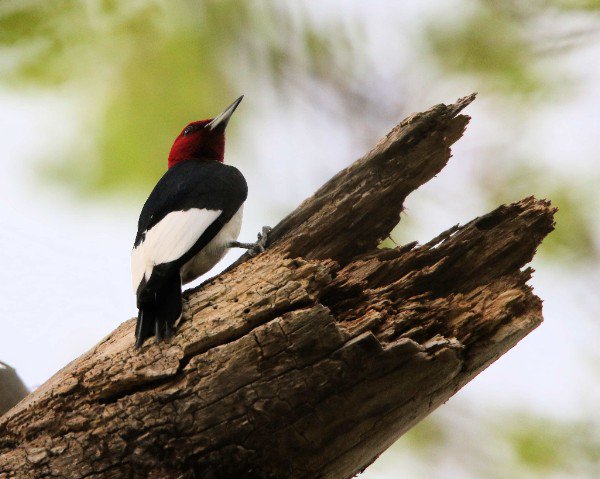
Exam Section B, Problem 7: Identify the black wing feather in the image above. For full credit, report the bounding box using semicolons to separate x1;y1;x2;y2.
135;160;247;246
134;160;247;301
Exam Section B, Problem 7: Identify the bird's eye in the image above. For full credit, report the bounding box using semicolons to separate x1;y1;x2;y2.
183;126;194;136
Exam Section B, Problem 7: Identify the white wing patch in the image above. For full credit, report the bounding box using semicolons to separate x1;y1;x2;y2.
132;208;222;292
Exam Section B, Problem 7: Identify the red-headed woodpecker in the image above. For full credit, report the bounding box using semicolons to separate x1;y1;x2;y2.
132;96;267;348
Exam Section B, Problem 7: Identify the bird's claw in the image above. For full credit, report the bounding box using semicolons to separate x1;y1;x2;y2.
257;226;271;247
248;226;271;256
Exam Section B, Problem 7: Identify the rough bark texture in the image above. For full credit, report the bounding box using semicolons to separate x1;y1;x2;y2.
0;94;556;479
0;363;28;417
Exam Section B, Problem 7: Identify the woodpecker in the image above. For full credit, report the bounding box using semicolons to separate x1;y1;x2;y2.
131;96;266;348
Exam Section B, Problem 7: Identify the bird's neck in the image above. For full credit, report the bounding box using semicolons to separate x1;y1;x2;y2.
168;153;224;169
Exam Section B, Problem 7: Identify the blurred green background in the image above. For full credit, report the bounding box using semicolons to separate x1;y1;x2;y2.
0;1;598;477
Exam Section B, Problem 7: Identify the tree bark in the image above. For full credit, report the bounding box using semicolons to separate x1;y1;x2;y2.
0;363;28;417
0;94;556;479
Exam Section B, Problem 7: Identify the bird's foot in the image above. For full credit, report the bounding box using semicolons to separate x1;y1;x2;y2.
228;226;271;256
250;226;271;256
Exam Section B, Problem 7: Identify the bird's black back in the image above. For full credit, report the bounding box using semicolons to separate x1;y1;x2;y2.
135;159;248;246
134;159;247;302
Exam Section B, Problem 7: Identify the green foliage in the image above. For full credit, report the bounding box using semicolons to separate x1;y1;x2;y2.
482;163;599;263
0;1;162;85
0;0;357;193
505;415;600;474
549;0;600;11
387;410;600;478
401;416;446;453
425;5;547;96
509;420;568;471
538;186;598;262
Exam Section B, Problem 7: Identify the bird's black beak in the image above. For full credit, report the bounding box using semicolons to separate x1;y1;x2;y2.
206;95;244;132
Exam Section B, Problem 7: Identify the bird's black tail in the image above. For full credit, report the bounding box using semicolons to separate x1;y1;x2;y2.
135;274;182;348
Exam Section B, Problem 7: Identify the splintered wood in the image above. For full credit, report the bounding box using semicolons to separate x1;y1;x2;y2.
0;94;555;479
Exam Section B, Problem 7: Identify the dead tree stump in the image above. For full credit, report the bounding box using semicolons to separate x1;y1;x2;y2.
0;94;556;479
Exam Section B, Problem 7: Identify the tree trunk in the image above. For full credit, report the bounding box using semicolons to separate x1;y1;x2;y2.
0;363;28;417
0;94;555;479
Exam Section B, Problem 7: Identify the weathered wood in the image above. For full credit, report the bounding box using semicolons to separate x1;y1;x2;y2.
0;363;28;417
0;95;556;479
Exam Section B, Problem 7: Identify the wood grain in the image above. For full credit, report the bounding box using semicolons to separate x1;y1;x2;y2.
0;94;556;479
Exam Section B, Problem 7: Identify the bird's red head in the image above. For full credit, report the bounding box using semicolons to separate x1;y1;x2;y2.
167;96;243;169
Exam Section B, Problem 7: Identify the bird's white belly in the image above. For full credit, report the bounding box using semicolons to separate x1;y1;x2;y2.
180;205;243;284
